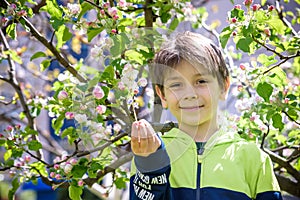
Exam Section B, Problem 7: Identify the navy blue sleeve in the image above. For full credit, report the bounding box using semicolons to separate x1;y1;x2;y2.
130;139;172;200
256;191;283;200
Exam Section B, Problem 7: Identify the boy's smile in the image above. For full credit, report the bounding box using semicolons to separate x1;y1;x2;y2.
156;59;228;141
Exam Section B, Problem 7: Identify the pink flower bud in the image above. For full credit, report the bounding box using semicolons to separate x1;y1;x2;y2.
50;172;56;178
250;116;256;121
65;112;75;120
96;105;107;115
284;98;289;104
113;15;119;20
234;4;242;9
6;125;13;132
15;124;21;130
264;28;271;37
58;90;68;100
232;31;237;36
239;64;246;70
1;17;8;25
70;158;77;165
10;4;17;9
25;155;31;163
78;180;84;186
100;9;105;16
17;10;27;17
237;85;243;91
231;17;237;23
54;164;60;170
55;174;61;180
243;0;253;7
268;5;275;12
108;7;117;16
93;86;105;99
0;133;4;138
111;29;117;34
252;4;260;11
103;2;110;8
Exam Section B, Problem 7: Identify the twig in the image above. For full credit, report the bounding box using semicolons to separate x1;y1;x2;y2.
252;36;285;59
282;110;300;126
275;0;298;37
262;51;300;75
260;123;269;150
0;28;44;160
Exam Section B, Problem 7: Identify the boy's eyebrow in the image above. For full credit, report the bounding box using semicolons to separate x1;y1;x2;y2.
165;73;210;82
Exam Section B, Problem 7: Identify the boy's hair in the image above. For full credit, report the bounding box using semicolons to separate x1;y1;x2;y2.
152;31;229;94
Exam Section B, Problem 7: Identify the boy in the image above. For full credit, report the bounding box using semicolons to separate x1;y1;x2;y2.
130;32;282;200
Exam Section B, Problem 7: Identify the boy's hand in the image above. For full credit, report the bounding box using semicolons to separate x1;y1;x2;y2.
131;119;161;157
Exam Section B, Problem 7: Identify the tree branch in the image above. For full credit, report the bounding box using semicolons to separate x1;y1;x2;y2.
264;148;300;182
0;28;43;160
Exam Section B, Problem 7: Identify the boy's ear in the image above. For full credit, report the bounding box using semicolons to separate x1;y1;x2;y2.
155;85;168;109
220;77;230;100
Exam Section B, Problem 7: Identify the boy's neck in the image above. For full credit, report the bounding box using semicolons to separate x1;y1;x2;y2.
178;121;219;142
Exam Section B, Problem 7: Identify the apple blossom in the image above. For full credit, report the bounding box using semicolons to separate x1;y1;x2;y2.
111;29;117;34
113;123;122;133
93;86;105;99
96;105;107;114
284;98;289;104
118;81;125;90
138;77;148;87
64;163;73;174
103;2;110;8
100;9;105;16
67;3;80;15
58;90;68;100
74;114;88;123
118;0;127;8
17;10;27;17
65;112;75;119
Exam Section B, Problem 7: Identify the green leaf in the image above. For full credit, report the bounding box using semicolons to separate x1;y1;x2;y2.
71;165;88;178
87;27;104;42
267;18;286;35
169;17;179;31
256;82;273;102
115;177;127;189
56;25;72;49
230;8;245;20
69;185;83;200
110;33;130;57
220;27;233;48
261;0;267;5
44;0;62;20
30;162;48;177
272;113;284;130
268;67;287;88
28;140;42;151
8;178;20;200
30;52;47;61
5;50;22;64
4;149;12;161
236;37;253;53
287;109;298;120
101;65;115;81
257;54;277;67
52;114;65;134
40;59;51;71
78;2;93;20
7;23;17;40
61;127;75;138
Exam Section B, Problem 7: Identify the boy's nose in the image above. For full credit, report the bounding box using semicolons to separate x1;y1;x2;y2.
182;87;198;100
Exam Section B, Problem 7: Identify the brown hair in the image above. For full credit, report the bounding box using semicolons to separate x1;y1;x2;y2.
152;31;229;93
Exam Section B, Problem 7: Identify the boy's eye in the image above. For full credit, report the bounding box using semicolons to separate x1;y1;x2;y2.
168;83;182;88
197;80;207;84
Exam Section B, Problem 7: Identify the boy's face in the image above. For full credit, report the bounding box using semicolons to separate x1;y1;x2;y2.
156;60;228;136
